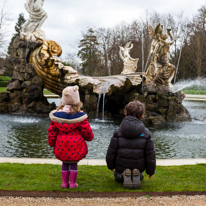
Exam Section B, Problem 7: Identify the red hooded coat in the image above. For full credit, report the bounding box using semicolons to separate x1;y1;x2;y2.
48;110;94;162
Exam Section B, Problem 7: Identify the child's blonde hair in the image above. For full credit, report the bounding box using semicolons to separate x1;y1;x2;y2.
57;102;83;114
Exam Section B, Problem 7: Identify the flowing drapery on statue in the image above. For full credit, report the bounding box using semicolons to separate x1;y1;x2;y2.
145;24;176;87
20;0;48;42
119;42;139;75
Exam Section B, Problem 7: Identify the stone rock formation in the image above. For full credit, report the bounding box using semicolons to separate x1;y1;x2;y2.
124;88;190;125
0;37;55;115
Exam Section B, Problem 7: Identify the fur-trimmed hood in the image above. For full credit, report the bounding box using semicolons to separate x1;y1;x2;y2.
49;110;88;124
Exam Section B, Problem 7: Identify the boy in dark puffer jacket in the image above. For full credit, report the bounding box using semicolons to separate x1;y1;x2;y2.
106;101;156;189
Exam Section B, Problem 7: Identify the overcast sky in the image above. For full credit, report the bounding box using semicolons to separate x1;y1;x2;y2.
3;0;206;59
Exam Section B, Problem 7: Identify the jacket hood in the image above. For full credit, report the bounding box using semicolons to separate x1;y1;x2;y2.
119;116;145;139
49;110;88;124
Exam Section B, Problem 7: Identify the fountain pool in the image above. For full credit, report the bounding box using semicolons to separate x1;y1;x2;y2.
0;100;205;159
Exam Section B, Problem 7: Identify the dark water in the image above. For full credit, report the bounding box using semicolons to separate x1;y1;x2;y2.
0;100;206;159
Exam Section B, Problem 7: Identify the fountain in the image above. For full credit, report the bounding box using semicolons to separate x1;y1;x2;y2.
0;0;191;125
172;78;206;93
1;0;205;161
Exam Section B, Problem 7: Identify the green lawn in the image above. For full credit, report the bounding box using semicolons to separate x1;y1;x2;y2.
0;87;55;94
43;89;54;94
0;76;12;87
0;87;7;92
182;89;206;95
0;164;205;192
0;76;11;81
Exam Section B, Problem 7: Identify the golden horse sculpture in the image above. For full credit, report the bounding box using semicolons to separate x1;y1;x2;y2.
30;40;143;96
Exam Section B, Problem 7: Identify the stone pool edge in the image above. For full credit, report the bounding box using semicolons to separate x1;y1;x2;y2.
0;158;206;166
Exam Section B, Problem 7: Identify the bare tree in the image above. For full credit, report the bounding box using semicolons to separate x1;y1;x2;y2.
65;52;81;72
0;0;11;56
96;27;112;76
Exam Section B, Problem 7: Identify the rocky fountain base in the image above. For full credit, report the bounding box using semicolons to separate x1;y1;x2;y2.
0;37;55;116
81;84;191;125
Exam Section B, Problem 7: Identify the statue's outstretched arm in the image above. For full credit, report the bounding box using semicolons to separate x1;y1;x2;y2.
128;43;133;51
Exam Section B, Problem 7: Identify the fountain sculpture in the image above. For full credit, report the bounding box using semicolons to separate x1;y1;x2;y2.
20;0;48;42
0;0;191;124
145;24;176;87
119;41;139;75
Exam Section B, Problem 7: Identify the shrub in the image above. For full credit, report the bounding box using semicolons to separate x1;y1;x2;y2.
0;81;9;87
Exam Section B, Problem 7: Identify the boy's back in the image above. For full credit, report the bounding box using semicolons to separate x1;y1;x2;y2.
106;101;156;189
106;115;156;174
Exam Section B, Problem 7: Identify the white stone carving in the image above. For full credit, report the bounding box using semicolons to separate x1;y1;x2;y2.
20;0;48;42
119;42;139;75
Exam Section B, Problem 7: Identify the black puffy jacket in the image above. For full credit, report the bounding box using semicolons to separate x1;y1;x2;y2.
106;116;156;175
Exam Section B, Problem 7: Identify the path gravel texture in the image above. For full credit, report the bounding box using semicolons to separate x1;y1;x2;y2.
0;195;205;206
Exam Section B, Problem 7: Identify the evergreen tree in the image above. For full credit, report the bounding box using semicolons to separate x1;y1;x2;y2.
77;28;101;76
7;13;26;55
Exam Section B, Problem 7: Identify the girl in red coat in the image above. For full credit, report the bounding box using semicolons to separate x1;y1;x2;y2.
48;85;94;188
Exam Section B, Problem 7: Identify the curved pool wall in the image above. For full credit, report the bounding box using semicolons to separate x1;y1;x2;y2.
0;100;206;159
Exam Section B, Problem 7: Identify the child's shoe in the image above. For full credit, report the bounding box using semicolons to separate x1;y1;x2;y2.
69;171;78;188
61;171;69;188
132;168;141;189
122;169;133;189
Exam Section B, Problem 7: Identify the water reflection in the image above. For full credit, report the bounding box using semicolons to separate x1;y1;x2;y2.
0;115;52;158
151;100;206;159
0;100;205;159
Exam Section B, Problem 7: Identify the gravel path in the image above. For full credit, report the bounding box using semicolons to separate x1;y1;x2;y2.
0;195;205;206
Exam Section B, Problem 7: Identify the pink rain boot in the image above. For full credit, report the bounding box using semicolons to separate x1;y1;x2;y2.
69;171;78;188
61;171;69;188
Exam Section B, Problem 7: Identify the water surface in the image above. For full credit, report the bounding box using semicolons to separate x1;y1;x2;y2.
0;100;205;159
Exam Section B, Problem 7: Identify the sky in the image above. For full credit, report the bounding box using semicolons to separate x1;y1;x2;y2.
2;0;206;59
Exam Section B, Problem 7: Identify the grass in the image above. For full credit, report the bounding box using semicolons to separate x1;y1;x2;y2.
0;164;205;192
0;87;7;92
0;87;55;94
43;89;54;94
0;76;11;87
0;76;11;81
182;89;206;95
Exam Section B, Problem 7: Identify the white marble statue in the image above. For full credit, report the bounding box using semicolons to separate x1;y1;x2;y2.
119;42;139;75
20;0;48;42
